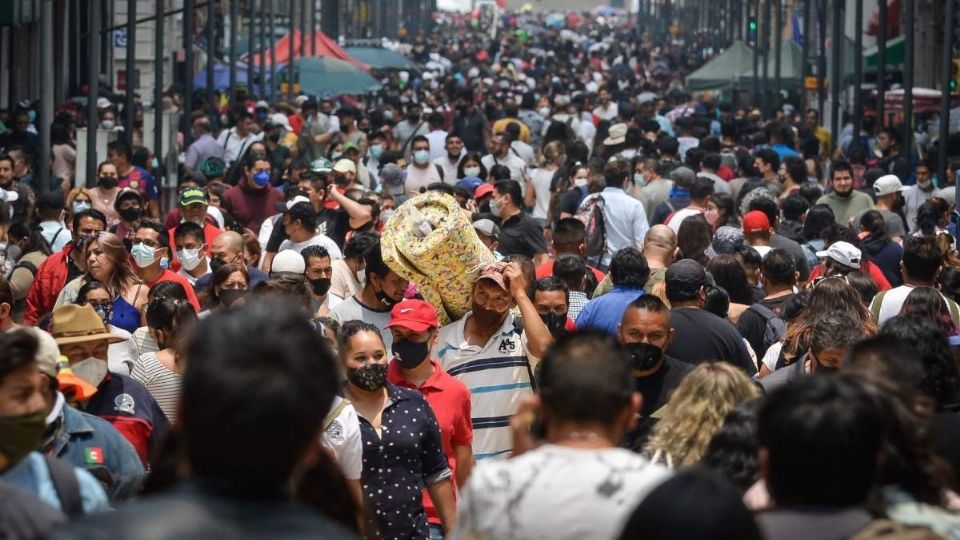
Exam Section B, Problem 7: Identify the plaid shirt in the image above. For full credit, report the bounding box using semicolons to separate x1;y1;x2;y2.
568;291;589;322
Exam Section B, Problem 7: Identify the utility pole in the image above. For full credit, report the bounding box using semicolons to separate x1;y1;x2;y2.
39;0;53;193
86;0;101;187
853;0;863;153
258;0;266;100
903;0;915;158
125;0;137;143
817;0;826;117
206;0;216;108
877;0;887;123
288;0;295;101
938;0;954;188
801;0;810;100
830;0;842;153
774;0;782;108
762;0;771;117
154;0;164;183
229;0;237;103
184;0;194;145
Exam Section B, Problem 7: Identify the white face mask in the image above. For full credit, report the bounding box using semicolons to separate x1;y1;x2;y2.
72;357;108;388
538;107;551;117
72;201;92;214
131;243;158;269
178;247;204;271
573;176;589;187
464;166;481;178
100;120;115;130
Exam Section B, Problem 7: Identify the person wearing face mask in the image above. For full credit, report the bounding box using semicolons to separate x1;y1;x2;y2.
220;152;284;235
488;179;549;266
903;161;940;234
532;277;575;339
0;152;33;222
664;260;756;375
20;327;146;503
0;329;110;517
384;300;474;539
34;191;70;253
364;131;386;185
194;231;268;293
166;188;221;262
131;297;197;420
75;281;136;375
23;208;108;326
129;221;201;312
51;303;170;467
183;117;225;173
107;140;159;219
329;241;409;351
338;320;457;539
404;136;444;196
87;161;121;226
109;188;144;245
437;262;554;460
759;313;865;393
204;262;249;313
301;245;340;317
172;221;210;287
393;104;430;160
617;295;692;450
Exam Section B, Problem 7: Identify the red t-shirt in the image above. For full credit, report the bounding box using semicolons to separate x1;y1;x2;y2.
144;270;202;312
806;261;892;291
387;359;472;525
535;258;606;283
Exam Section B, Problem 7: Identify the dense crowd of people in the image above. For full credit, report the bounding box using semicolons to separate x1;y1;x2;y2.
2;7;960;540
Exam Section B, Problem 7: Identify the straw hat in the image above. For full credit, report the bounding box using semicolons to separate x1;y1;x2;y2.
50;304;126;346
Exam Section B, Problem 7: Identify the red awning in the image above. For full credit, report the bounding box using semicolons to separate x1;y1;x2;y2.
867;0;901;37
248;29;368;71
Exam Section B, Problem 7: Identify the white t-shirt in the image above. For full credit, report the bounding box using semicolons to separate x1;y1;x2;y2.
452;445;669;540
278;233;344;260
751;245;773;259
870;284;960;327
321;396;363;480
528;167;555;220
329;295;393;350
665;207;703;233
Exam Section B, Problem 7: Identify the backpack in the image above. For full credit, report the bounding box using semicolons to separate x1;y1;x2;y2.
746;303;787;355
574;193;606;265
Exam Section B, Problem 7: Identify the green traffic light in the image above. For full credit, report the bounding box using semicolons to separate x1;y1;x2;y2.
749;21;757;30
952;80;958;92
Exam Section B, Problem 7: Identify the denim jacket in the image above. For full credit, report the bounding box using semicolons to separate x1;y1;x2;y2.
49;405;145;501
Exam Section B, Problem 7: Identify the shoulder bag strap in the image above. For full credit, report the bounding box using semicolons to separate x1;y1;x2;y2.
44;454;83;517
324;398;351;430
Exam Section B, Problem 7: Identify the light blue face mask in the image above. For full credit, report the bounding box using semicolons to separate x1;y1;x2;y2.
414;150;430;165
633;172;647;188
27;110;36;124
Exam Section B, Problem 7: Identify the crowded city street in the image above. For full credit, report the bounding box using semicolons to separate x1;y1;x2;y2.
2;0;960;538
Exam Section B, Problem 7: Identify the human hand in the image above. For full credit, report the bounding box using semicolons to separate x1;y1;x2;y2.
503;262;527;300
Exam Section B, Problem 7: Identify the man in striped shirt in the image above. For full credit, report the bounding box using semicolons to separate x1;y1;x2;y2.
437;262;554;461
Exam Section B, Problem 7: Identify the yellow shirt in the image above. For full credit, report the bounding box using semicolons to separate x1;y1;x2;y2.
491;118;531;143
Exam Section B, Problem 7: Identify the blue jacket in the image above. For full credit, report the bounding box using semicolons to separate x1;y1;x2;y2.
50;404;145;501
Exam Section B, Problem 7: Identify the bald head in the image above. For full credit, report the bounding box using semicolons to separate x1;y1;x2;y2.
643;225;677;268
212;231;245;263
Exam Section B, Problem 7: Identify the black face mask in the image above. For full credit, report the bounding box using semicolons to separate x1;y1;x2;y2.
219;288;246;307
347;363;387;391
209;256;226;274
408;114;420;123
99;176;118;189
268;132;281;143
392;337;431;369
623;342;664;373
471;303;505;327
310;277;332;296
542;311;567;338
119;207;141;222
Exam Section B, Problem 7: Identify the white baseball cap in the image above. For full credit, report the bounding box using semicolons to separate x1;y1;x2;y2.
271;249;306;274
873;174;909;197
816;241;862;269
0;188;19;203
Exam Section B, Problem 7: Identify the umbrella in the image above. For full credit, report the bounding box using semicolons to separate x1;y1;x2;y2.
193;61;254;90
273;57;381;96
343;47;417;70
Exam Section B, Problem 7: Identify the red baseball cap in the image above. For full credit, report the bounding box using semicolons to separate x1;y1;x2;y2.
474;183;494;198
385;300;439;332
742;210;771;234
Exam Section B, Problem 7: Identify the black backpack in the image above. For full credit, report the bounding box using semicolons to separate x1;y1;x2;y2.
746;303;787;356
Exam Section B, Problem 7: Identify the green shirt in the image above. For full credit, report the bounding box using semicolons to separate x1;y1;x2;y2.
816;191;874;225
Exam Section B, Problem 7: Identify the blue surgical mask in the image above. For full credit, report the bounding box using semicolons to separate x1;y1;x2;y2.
370;144;384;159
252;171;271;187
633;172;647;188
414;150;431;164
27;110;36;124
131;242;158;268
151;157;159;169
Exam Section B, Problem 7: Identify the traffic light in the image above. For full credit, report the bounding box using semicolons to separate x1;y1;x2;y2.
747;16;758;46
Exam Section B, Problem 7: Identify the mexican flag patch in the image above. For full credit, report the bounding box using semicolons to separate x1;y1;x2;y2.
84;447;104;465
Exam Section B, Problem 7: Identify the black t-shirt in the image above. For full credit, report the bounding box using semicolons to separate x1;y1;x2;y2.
452;109;489;154
557;187;587;218
316;207;350;248
621;355;693;452
935;406;960;487
667;308;757;375
736;294;794;359
498;212;547;259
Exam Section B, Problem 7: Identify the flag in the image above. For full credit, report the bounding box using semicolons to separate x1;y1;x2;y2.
84;447;104;465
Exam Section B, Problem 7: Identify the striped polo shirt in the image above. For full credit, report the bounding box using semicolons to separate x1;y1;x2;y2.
437;311;536;461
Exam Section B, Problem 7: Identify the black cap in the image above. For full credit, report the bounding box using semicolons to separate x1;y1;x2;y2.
665;260;716;301
286;201;316;223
